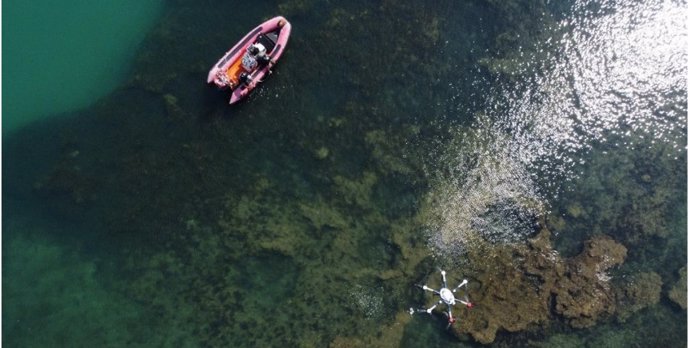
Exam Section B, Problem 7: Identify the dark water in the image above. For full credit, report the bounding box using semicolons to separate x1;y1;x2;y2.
3;0;686;347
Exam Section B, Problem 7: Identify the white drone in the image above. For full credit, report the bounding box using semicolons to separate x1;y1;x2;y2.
409;269;473;328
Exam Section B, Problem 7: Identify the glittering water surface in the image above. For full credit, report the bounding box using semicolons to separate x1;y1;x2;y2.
426;0;686;258
3;0;686;346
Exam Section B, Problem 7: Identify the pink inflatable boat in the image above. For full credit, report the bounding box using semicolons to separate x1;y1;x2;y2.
207;16;292;104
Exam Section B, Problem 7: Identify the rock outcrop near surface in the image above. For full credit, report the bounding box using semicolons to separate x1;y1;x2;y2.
451;226;628;344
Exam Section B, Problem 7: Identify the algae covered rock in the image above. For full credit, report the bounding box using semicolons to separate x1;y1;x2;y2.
529;333;584;348
314;146;330;160
32;145;99;209
365;129;416;176
615;272;662;321
4;233;158;347
553;235;627;328
329;312;412;348
162;93;187;119
453;228;556;344
570;235;627;279
332;171;378;208
448;226;629;343
668;267;687;309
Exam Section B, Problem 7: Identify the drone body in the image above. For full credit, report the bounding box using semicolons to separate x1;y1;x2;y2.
409;270;473;328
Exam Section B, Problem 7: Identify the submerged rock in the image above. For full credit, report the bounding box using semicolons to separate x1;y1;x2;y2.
454;228;555;344
552;235;627;328
314;146;329;160
668;267;687;310
163;93;187;119
450;225;628;343
329;312;412;348
615;272;662;321
33;148;97;205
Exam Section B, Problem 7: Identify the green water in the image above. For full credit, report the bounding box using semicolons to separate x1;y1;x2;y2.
2;0;162;133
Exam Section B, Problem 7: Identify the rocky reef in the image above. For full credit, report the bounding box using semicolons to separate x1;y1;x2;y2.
615;272;663;321
447;225;628;344
321;215;672;345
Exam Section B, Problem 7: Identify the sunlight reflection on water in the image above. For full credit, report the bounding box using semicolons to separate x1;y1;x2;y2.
428;0;686;257
535;0;686;155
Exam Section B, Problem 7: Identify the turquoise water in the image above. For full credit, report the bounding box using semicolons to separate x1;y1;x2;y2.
3;0;687;347
3;0;162;133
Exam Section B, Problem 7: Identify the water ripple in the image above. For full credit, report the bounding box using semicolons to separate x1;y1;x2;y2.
426;0;686;257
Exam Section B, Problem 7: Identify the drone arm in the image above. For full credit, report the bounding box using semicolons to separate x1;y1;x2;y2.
409;300;444;316
419;284;440;295
452;279;468;292
458;298;474;308
441;270;448;288
444;305;457;329
425;299;444;313
452;279;474;308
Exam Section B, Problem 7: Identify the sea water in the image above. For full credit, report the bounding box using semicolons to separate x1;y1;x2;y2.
427;0;687;257
3;0;687;346
3;0;162;134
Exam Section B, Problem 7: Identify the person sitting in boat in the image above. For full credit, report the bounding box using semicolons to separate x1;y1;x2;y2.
238;72;253;86
253;43;272;67
244;43;272;70
241;44;260;71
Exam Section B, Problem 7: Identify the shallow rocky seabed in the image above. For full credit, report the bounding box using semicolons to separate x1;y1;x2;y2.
3;0;686;347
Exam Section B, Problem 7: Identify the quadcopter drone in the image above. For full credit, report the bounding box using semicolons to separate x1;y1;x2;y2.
409;269;473;328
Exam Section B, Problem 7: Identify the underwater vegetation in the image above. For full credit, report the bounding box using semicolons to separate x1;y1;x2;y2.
3;0;686;347
2;223;152;347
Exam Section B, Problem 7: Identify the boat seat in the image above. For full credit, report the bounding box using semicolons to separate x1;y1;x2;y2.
257;32;278;53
